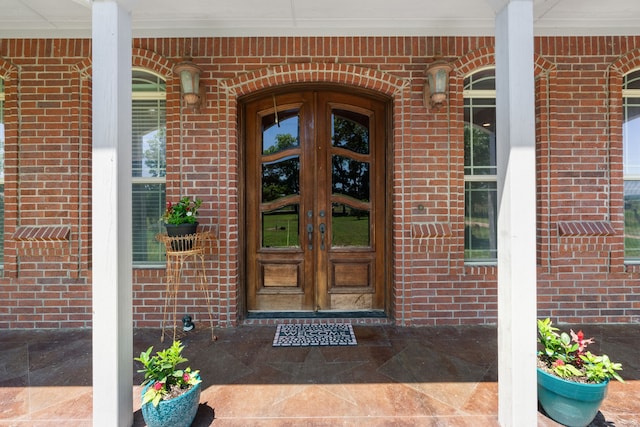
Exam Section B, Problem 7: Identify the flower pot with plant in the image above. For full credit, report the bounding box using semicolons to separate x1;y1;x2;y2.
537;318;624;427
162;196;203;250
135;340;202;427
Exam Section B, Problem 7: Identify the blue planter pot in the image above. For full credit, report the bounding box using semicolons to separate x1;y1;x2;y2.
537;367;608;427
141;381;201;427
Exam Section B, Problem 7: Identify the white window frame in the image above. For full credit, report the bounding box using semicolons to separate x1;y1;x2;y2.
464;68;497;264
0;78;5;267
622;74;640;262
132;68;166;267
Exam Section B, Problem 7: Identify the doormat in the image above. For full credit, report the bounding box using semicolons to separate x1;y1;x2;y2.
272;323;357;347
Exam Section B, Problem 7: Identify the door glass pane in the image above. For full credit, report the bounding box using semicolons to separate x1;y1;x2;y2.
261;109;301;249
262;204;300;248
332;155;369;200
331;203;370;247
262;156;299;202
332;109;369;154
331;109;371;248
262;110;299;154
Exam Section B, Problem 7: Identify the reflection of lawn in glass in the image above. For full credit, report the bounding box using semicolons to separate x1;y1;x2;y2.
262;213;369;248
332;214;369;247
263;213;300;247
142;226;165;263
464;217;495;260
625;201;640;258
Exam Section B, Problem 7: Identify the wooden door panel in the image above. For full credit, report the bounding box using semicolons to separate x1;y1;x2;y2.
261;262;301;288
332;261;371;288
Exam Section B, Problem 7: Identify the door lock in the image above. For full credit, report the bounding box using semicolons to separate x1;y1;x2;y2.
319;223;326;251
307;223;313;250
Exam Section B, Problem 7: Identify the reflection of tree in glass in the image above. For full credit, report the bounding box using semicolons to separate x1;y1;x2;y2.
464;124;495;171
144;127;167;178
333;115;369;154
262;133;299;202
332;116;369;201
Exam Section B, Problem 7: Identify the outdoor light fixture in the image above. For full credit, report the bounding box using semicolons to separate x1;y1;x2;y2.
425;60;452;109
174;59;202;110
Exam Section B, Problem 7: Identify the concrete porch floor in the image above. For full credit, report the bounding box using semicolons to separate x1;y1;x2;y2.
0;323;638;426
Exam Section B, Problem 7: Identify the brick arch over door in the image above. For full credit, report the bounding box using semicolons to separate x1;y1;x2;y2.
219;63;411;323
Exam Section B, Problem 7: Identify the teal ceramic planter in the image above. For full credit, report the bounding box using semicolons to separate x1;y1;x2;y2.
141;381;201;427
537;367;608;427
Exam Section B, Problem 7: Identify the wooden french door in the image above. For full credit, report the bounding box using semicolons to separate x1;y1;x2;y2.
245;89;387;313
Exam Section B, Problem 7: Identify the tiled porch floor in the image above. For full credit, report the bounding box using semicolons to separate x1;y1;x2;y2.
0;323;638;426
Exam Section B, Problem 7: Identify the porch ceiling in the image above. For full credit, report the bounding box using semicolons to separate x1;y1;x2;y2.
1;0;639;38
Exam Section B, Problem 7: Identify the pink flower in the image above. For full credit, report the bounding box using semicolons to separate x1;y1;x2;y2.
571;329;594;353
153;382;164;391
183;373;190;382
552;359;565;368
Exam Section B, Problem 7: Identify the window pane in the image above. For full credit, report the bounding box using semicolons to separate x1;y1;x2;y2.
625;182;640;259
464;69;495;91
132;71;166;264
624;70;640;90
624;80;640;259
132;100;166;178
464;101;496;176
133;183;165;262
0;184;4;265
624;101;640;176
465;181;497;261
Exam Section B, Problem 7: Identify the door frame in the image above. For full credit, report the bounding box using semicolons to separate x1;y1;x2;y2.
238;83;393;320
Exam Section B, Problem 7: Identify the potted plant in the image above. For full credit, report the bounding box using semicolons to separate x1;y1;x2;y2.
135;340;202;427
537;318;624;427
162;196;203;250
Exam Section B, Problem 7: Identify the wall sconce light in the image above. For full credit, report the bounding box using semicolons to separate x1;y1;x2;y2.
425;60;452;109
174;59;202;111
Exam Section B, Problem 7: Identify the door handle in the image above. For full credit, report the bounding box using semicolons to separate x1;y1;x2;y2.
307;223;313;250
319;223;326;251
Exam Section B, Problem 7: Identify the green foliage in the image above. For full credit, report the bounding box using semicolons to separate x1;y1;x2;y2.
162;196;202;225
537;318;624;383
581;352;624;383
134;340;201;407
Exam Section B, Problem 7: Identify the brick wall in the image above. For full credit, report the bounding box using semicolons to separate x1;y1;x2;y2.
0;36;639;329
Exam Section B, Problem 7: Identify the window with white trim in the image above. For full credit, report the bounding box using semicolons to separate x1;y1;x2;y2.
464;68;497;262
0;78;5;265
623;70;640;261
132;69;166;264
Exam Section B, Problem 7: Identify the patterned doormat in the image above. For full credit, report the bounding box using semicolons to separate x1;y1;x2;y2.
272;323;357;347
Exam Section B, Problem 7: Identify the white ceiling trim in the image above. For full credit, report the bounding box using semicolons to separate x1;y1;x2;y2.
0;0;639;38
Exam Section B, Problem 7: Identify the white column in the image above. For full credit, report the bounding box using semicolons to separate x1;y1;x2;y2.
91;1;134;426
490;0;538;426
